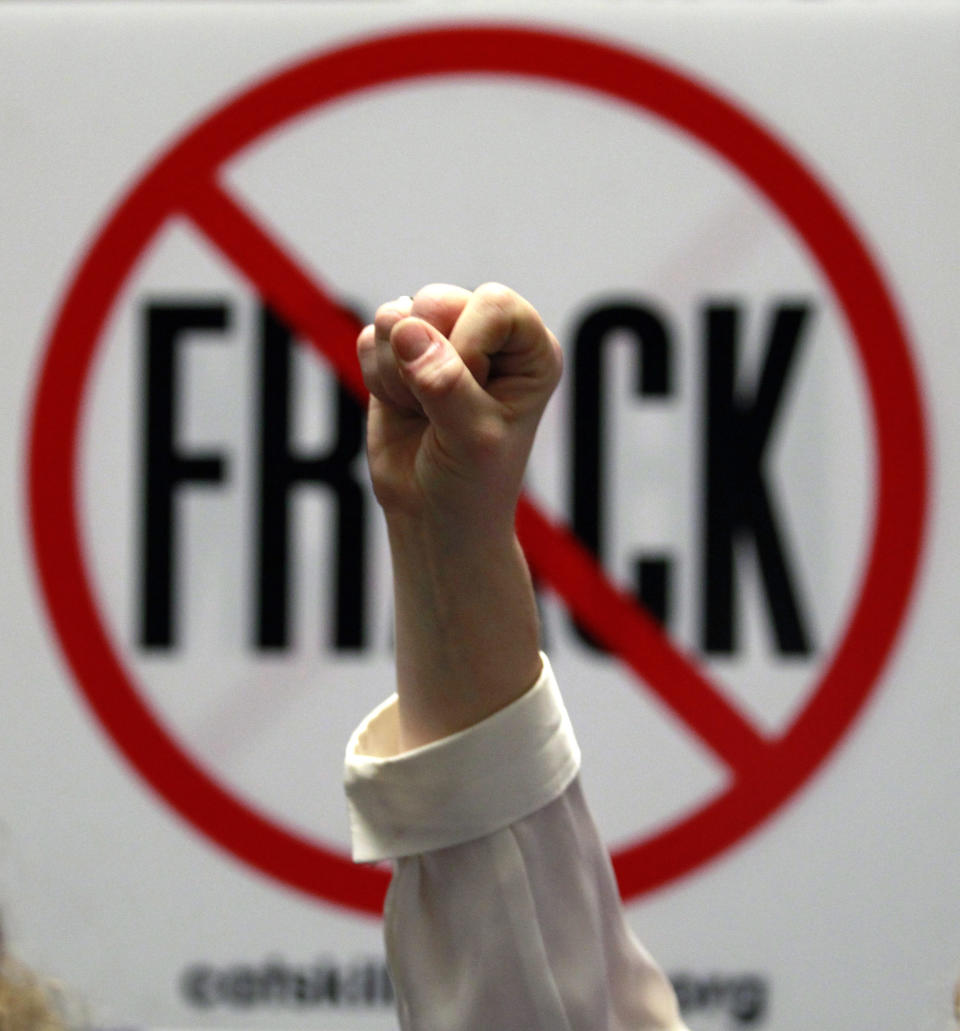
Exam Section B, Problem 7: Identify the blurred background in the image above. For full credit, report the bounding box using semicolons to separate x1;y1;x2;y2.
1;2;958;1029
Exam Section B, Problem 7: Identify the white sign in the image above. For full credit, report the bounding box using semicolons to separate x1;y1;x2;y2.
2;5;958;1031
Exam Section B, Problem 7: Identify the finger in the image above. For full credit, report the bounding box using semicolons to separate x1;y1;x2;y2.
412;283;491;387
449;283;562;411
390;316;497;457
357;323;388;403
410;283;473;337
373;295;420;411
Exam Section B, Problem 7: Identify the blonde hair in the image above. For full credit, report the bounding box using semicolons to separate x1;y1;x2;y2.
0;927;67;1031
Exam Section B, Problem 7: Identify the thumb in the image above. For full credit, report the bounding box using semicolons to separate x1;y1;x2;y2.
391;316;497;449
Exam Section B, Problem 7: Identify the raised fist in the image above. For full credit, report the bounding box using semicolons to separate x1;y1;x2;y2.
357;282;562;537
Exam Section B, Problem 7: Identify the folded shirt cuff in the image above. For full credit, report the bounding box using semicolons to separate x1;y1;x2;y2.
343;653;581;862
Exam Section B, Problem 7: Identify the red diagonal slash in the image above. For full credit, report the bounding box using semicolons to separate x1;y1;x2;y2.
29;21;927;914
182;175;771;777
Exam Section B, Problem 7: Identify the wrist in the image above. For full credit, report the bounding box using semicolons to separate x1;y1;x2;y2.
384;504;517;566
385;520;542;750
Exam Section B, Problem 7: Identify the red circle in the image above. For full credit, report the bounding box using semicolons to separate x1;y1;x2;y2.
27;25;928;913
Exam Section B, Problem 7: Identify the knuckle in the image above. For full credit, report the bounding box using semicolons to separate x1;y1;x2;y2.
473;281;515;319
373;299;407;336
474;282;544;341
356;325;374;359
373;301;395;326
357;337;378;389
414;348;463;398
410;283;445;314
548;332;564;383
473;283;515;328
410;293;441;326
474;281;511;300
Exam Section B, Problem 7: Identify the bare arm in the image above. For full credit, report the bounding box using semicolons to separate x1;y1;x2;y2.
357;282;562;749
351;283;687;1031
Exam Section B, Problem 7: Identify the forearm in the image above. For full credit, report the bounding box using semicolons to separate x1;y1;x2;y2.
349;284;687;1031
345;659;687;1031
356;285;559;749
387;513;543;751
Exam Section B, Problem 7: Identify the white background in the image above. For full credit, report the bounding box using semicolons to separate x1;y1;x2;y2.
1;3;959;1030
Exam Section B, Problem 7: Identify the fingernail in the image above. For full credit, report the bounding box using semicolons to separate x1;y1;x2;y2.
393;322;435;363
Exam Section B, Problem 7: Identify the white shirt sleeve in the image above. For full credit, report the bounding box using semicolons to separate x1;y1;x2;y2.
344;654;688;1031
